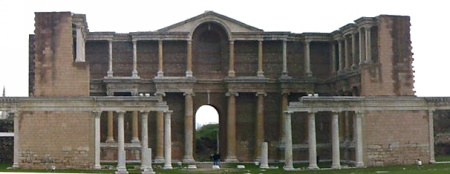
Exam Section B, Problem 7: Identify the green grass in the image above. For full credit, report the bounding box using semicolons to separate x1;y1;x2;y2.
436;155;450;162
2;162;450;174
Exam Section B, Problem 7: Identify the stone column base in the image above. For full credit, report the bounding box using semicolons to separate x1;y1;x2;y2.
154;157;165;163
225;157;239;163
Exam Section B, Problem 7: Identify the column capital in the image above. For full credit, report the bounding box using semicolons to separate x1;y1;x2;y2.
229;40;235;43
139;111;150;115
281;91;291;95
164;110;173;115
256;91;267;97
226;91;239;97
154;91;166;97
183;91;195;96
307;111;317;114
116;110;126;115
284;110;294;115
355;110;365;116
304;39;312;44
92;110;102;117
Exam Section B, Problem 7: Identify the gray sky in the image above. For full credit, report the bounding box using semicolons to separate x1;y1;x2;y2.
0;0;448;97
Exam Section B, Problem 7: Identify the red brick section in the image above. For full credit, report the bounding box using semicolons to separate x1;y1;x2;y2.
364;111;429;165
21;12;93;169
360;16;414;96
33;12;89;97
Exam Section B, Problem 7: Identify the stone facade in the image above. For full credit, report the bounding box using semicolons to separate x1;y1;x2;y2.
9;10;430;169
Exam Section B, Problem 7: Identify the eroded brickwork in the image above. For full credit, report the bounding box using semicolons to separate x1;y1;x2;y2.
33;12;89;97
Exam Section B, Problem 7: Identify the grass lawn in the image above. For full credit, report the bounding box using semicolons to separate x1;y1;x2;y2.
2;162;450;174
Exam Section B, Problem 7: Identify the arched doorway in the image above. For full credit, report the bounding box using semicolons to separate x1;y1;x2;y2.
195;105;219;161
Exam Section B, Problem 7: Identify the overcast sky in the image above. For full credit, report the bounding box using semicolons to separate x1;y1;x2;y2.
0;0;448;97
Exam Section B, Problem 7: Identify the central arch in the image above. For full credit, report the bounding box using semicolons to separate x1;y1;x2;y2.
192;22;229;79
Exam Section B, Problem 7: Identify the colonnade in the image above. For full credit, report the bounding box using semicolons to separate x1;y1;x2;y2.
100;38;316;79
94;110;173;173
332;25;374;74
283;111;364;170
102;90;267;163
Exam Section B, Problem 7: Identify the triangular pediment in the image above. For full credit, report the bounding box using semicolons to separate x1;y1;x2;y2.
157;11;263;33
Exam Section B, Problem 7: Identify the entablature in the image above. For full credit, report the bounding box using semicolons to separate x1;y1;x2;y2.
0;97;168;113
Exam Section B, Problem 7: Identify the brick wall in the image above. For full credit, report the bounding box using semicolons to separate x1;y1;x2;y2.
19;111;94;169
360;15;414;96
364;110;429;165
33;12;89;97
24;12;93;169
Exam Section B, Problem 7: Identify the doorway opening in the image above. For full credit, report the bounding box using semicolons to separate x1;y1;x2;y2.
195;105;219;161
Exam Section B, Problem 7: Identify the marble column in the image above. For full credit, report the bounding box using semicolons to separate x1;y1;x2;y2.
157;40;164;77
186;40;193;77
331;112;341;169
132;40;139;78
141;148;154;174
12;112;20;168
304;40;313;77
94;111;102;169
163;111;173;169
281;39;288;77
358;28;365;65
307;112;319;169
140;112;150;169
260;142;269;169
429;110;436;163
225;91;238;162
155;94;165;163
131;111;140;143
183;92;195;163
257;40;264;77
228;41;235;77
355;111;365;167
106;111;115;143
107;40;113;77
283;111;294;170
364;26;372;63
337;39;343;74
75;26;85;62
255;92;265;161
280;92;289;143
116;111;127;173
351;32;358;69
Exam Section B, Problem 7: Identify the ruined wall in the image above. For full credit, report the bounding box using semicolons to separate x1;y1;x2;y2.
33;12;89;97
22;12;93;169
364;110;430;165
360;15;414;96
